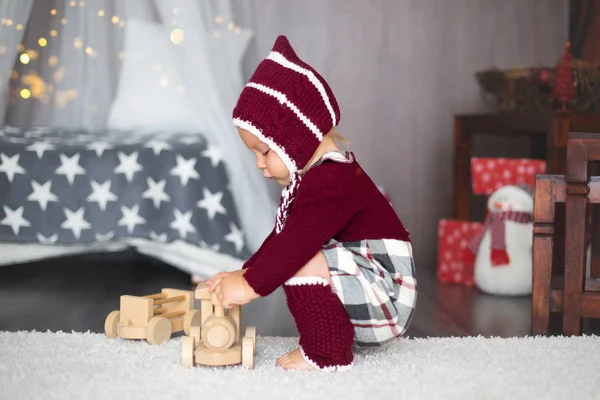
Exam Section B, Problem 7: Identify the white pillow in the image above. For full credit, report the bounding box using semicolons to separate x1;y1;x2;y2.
106;19;202;132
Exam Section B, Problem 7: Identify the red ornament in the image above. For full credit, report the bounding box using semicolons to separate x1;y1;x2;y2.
551;41;576;110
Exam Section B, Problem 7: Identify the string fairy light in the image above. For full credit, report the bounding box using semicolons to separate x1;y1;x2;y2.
55;90;78;109
1;7;243;110
85;46;97;58
21;72;49;102
159;76;170;88
170;29;184;45
25;49;38;61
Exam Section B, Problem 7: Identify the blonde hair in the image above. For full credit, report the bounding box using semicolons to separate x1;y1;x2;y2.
300;127;352;174
329;127;351;149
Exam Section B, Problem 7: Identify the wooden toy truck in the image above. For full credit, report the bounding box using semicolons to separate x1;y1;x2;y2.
104;288;202;345
181;282;256;369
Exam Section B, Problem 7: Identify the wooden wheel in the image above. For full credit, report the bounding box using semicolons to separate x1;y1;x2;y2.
241;337;254;369
245;326;256;355
181;336;195;367
190;325;201;346
183;309;202;336
146;316;172;345
104;310;120;338
202;316;235;350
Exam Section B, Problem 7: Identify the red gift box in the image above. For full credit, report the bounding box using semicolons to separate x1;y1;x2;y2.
471;158;546;195
437;219;483;286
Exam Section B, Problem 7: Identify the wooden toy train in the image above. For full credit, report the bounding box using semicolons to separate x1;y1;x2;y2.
104;283;256;369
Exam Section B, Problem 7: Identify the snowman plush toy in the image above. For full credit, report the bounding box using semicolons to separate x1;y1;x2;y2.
463;184;534;296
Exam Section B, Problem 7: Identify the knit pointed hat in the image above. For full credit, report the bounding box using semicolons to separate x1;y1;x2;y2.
232;35;341;232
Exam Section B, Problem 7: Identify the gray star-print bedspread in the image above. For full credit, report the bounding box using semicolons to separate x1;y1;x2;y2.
0;126;251;260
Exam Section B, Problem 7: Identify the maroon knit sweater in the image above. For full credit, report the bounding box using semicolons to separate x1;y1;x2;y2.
242;157;410;297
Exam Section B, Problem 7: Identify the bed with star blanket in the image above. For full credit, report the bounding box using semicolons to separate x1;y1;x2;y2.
0;125;251;277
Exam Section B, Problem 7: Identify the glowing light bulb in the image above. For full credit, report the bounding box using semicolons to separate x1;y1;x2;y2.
50;30;58;37
20;89;31;99
170;29;184;44
39;38;47;47
98;10;105;17
111;16;119;24
50;9;57;15
26;50;38;60
20;53;30;64
16;24;23;31
85;46;96;57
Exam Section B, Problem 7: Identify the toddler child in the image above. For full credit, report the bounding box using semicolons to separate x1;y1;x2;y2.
207;35;417;372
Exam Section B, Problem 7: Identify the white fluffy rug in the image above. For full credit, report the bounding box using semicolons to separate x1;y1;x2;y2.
1;330;599;400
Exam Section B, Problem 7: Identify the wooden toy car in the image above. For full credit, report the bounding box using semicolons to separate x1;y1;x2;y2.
104;288;202;345
181;282;256;369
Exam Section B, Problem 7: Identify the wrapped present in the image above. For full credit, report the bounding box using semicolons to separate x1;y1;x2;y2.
437;219;483;286
471;157;546;195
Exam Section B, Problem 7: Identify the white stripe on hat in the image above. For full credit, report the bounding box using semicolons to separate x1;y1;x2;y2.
246;82;324;141
267;51;337;126
232;118;298;175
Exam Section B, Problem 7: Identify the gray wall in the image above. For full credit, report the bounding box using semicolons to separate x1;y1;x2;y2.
245;0;567;270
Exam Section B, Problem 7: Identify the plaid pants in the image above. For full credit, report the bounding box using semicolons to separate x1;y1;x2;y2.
323;238;417;347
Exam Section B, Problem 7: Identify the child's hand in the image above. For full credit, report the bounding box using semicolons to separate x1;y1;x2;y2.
209;270;259;308
207;269;246;288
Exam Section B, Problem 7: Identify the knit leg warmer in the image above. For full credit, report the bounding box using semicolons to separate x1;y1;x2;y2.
283;277;355;371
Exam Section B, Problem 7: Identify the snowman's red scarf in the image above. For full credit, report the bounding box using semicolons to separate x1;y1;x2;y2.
463;210;533;267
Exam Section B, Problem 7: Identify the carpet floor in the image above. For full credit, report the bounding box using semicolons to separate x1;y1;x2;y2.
1;330;598;399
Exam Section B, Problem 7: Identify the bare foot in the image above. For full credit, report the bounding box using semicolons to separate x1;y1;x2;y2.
275;348;316;371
